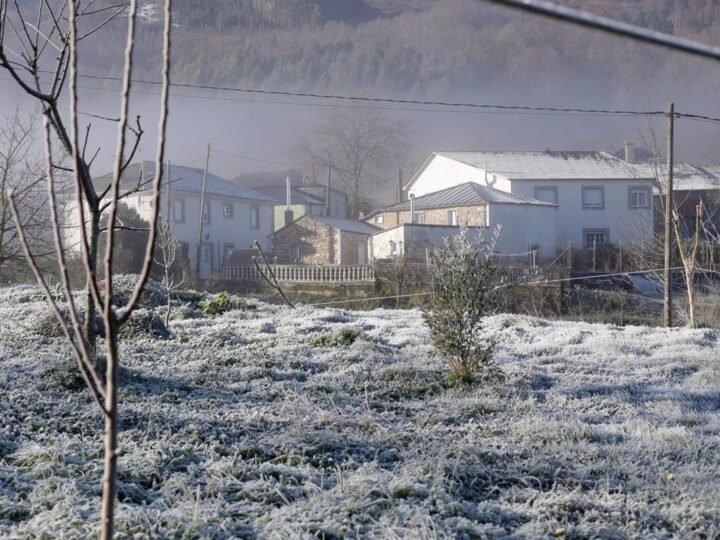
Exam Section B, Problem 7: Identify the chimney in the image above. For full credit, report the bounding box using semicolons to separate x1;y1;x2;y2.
397;169;403;204
284;176;294;226
624;142;635;163
409;193;416;224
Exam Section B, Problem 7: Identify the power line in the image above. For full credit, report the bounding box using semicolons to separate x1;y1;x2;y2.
6;72;720;124
478;0;720;63
211;147;293;167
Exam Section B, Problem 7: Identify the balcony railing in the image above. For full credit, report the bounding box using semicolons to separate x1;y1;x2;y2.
223;264;375;283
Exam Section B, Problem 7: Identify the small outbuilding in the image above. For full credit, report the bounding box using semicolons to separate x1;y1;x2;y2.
271;215;380;265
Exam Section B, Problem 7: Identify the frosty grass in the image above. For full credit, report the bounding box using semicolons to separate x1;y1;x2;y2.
1;285;719;538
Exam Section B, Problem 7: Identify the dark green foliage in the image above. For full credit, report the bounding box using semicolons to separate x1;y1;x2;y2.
308;327;361;347
118;310;171;340
425;227;498;384
199;292;252;315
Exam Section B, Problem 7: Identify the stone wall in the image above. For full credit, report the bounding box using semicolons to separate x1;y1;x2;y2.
367;205;487;230
340;231;370;265
271;217;336;264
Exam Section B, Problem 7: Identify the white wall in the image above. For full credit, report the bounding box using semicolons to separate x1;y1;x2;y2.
487;204;558;261
62;191;273;276
509;180;654;249
369;205;557;262
408;154;512;197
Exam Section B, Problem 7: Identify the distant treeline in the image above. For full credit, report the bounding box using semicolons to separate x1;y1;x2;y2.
74;0;720;100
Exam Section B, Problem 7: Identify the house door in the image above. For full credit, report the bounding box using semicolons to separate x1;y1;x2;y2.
358;243;367;265
200;244;213;279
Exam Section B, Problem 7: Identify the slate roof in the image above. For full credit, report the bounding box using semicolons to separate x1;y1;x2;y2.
372;182;555;216
311;216;381;235
636;162;720;193
416;151;653;184
96;161;275;203
251;186;326;205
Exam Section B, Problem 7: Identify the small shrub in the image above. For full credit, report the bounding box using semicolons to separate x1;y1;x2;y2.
199;292;253;315
307;326;361;347
118;310;170;340
425;226;498;384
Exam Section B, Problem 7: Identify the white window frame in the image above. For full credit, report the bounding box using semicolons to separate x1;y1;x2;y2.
414;212;425;224
172;197;185;223
250;206;260;230
448;209;458;225
534;186;559;204
583;229;609;249
374;214;384;224
628;186;651;209
222;201;234;218
582;186;605;209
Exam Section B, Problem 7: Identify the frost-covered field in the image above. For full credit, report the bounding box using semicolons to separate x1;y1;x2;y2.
1;286;720;539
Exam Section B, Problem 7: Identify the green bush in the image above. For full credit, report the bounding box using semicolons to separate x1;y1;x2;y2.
307;326;361;347
425;227;498;384
199;292;252;315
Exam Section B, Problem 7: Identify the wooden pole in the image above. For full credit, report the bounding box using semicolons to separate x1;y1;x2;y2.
195;143;210;278
664;102;674;327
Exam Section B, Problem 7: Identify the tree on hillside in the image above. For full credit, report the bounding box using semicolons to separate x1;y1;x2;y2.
0;112;51;281
293;108;408;218
1;1;173;538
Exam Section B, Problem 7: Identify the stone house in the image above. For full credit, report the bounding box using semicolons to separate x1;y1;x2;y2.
271;215;380;265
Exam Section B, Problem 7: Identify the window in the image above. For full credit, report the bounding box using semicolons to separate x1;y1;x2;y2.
389;240;396;255
290;244;303;263
629;186;651;209
414;212;425;224
584;229;608;249
582;187;605;209
534;186;558;204
172;198;185;223
374;214;384;224
177;241;190;262
202;202;210;224
223;202;234;218
250;206;260;230
448;210;458;225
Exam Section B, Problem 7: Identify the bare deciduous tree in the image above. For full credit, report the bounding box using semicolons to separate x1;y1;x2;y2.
293;108;408;218
2;1;173;538
154;217;185;327
0;0;147;353
0;111;52;280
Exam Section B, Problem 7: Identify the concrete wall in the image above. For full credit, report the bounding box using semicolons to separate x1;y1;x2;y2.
63;190;273;278
408;154;511;197
369;204;557;262
509;179;654;249
487;204;558;260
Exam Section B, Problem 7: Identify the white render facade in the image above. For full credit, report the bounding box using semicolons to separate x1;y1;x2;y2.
369;201;558;262
406;151;655;251
62;162;275;279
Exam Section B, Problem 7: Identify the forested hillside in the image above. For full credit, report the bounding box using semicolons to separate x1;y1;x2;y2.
74;0;720;104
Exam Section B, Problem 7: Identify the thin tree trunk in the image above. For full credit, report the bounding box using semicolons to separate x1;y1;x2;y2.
100;325;119;540
86;211;101;357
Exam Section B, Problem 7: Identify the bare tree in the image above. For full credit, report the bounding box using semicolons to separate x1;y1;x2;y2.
293;108;409;218
0;111;52;280
154;217;185;327
2;1;173;538
0;0;147;353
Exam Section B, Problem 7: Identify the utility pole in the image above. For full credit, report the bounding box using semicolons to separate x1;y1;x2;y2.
663;102;674;327
326;161;332;216
165;160;172;218
397;169;403;204
195;143;211;278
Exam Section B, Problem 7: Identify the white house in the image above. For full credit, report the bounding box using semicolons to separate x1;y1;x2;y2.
63;161;276;279
366;182;558;261
405;151;655;251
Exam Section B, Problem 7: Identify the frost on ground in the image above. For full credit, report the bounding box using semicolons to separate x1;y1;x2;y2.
1;285;720;538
